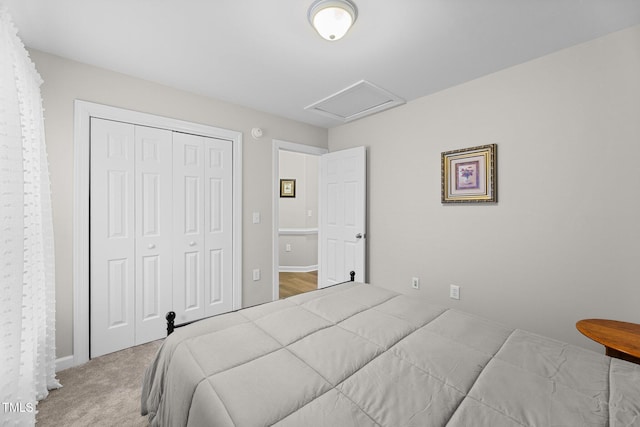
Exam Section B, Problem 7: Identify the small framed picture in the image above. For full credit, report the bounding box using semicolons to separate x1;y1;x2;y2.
280;179;296;198
441;144;497;203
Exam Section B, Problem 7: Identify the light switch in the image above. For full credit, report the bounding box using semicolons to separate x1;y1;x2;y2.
450;284;460;300
252;212;260;224
253;269;260;281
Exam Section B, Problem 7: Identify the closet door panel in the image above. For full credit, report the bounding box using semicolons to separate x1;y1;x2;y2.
134;126;173;345
173;133;205;323
204;138;234;316
90;118;135;358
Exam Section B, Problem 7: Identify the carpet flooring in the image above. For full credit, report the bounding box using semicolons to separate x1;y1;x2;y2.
36;340;162;426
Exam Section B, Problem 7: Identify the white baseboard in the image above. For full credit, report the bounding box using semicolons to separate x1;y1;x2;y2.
279;265;318;273
55;355;75;372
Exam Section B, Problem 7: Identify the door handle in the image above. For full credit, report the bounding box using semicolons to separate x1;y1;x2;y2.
148;244;156;249
356;233;364;239
189;241;196;246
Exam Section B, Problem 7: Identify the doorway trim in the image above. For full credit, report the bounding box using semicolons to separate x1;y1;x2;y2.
272;140;328;301
73;100;243;366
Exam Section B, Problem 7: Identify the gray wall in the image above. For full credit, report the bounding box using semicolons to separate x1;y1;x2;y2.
30;50;328;359
328;25;640;352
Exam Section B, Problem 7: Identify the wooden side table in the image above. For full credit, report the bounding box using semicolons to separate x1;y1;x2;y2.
576;319;640;365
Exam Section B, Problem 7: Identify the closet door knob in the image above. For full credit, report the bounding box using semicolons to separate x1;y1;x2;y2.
189;241;196;247
148;244;156;249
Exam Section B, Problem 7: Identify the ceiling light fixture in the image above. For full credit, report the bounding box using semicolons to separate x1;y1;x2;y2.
308;0;358;41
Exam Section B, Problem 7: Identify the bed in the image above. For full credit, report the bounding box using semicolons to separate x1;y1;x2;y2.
141;281;640;426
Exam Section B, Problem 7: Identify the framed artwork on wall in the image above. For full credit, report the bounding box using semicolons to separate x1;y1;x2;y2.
280;179;296;198
441;144;497;203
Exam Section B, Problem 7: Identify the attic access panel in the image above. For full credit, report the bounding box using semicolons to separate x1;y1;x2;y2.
305;80;405;123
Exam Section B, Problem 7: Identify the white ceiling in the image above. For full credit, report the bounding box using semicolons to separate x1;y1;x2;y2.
4;0;640;128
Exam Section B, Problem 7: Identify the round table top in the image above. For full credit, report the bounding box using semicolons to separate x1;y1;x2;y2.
576;319;640;359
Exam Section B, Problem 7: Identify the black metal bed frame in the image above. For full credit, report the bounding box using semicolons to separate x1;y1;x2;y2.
166;270;356;336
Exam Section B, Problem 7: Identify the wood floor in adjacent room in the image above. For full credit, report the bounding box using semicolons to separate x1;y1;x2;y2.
279;270;318;299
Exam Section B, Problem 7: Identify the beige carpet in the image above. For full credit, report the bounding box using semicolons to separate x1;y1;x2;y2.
36;340;162;426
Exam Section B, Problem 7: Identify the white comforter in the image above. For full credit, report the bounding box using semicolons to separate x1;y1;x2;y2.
141;282;640;426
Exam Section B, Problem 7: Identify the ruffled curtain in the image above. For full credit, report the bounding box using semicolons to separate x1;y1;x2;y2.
0;8;60;426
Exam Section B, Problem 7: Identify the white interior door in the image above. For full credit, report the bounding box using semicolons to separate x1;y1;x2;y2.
92;121;235;356
173;132;234;323
203;136;234;316
173;132;205;323
134;126;173;345
78;100;243;365
318;146;366;288
90;118;136;357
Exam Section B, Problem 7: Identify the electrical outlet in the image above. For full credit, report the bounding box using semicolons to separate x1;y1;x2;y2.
411;277;420;290
285;244;291;252
450;284;460;300
253;269;261;281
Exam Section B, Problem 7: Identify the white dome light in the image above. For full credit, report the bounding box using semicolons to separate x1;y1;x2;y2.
308;0;358;41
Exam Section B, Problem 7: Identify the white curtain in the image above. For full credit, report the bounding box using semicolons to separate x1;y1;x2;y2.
0;8;60;426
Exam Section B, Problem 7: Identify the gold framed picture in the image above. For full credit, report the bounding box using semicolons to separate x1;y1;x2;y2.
441;144;497;203
280;179;296;198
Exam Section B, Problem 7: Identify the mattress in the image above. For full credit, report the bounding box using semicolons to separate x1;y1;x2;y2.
141;282;640;426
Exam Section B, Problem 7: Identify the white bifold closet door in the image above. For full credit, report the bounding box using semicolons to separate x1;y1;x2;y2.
172;132;233;324
90;118;138;358
134;125;174;345
90;118;233;358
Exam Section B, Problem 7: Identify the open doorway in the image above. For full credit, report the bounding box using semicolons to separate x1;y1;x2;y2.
278;151;319;298
272;140;327;301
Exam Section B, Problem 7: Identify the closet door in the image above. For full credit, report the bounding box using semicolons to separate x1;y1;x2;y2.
90;118;136;357
91;121;235;355
91;120;173;357
203;136;234;316
134;126;173;344
173;133;206;323
173;132;234;323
